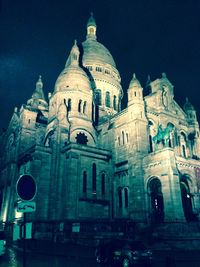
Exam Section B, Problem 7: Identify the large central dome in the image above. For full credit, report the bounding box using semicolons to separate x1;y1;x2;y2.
79;13;123;119
82;38;116;68
82;13;117;69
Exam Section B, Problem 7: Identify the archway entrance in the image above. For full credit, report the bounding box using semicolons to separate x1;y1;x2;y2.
180;175;197;221
148;178;164;223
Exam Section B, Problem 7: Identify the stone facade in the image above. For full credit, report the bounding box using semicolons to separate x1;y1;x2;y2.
1;14;200;234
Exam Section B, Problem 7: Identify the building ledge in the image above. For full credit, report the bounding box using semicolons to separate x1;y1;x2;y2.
79;197;109;206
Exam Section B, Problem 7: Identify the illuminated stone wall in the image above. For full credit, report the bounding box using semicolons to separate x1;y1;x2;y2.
0;15;200;231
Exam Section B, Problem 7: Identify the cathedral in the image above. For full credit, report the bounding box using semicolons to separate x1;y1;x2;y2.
1;14;200;238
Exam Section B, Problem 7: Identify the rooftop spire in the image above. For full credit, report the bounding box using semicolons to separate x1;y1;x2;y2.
27;75;48;109
65;40;80;67
146;75;152;93
86;12;97;40
33;75;45;100
184;97;195;111
36;75;43;90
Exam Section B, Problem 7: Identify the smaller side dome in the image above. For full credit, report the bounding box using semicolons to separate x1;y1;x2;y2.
128;73;142;89
55;41;91;93
183;97;195;111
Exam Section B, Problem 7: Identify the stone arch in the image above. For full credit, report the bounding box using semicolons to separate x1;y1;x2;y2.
147;177;164;223
179;130;188;157
179;173;198;221
44;128;55;147
166;122;176;148
117;186;129;215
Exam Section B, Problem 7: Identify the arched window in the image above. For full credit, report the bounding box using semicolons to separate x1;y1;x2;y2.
173;130;178;146
181;132;187;143
92;163;96;194
105;92;111;107
78;100;82;113
178;136;181;146
67;99;71;111
96;66;102;72
83;101;87;114
118;188;122;208
182;145;186;158
113;95;117;110
118;99;121;112
148;178;164;223
149;135;153;153
101;173;105;196
148;120;154;153
126;133;129;143
96;89;102;105
83;171;87;194
180;174;196;221
124;188;129;207
180;132;187;157
122;131;125;145
89;28;94;34
73;54;77;60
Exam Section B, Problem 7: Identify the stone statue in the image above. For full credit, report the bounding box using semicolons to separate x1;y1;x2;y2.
153;124;173;150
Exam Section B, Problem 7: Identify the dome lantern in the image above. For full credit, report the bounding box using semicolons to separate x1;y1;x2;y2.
86;12;97;40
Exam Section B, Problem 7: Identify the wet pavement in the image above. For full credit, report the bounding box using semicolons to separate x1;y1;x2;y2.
1;245;200;267
0;247;98;267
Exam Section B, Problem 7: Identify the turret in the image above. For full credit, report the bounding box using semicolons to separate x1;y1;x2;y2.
128;73;143;106
27;75;48;110
183;97;197;121
145;75;152;94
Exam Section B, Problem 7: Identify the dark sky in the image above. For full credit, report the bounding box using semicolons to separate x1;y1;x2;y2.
1;0;200;129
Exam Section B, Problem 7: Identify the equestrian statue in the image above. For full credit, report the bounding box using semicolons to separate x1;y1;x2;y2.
152;124;174;150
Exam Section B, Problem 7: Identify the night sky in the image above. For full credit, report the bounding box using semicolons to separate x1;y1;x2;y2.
1;0;200;129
